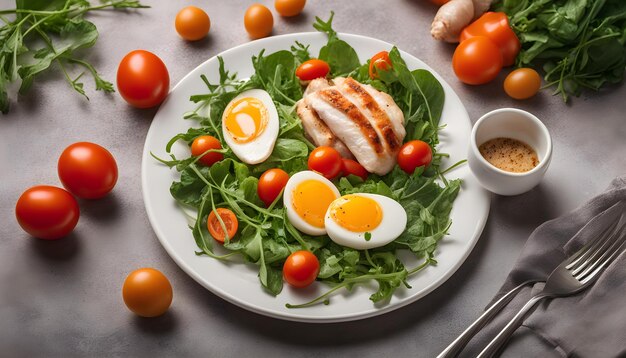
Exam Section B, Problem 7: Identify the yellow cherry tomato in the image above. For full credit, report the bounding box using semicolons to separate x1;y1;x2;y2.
244;4;274;39
122;268;173;318
504;68;542;100
275;0;306;17
175;6;211;41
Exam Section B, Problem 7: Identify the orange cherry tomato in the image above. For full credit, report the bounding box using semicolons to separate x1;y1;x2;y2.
397;140;433;174
244;4;273;39
15;186;79;240
258;168;289;207
175;6;211;41
207;208;239;243
460;12;520;67
295;59;330;81
452;36;503;85
122;268;173;318
308;146;342;179
369;51;392;79
504;68;542;100
428;0;450;5
341;158;368;181
274;0;306;17
191;135;223;167
58;142;118;199
117;50;170;108
283;251;320;288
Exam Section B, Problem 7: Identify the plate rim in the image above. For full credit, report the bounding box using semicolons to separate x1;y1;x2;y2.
141;31;490;323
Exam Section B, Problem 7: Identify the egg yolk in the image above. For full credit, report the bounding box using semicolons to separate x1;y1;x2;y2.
224;97;268;143
329;195;383;232
292;180;337;228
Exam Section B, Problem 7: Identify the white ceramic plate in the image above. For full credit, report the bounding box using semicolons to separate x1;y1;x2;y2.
142;33;490;323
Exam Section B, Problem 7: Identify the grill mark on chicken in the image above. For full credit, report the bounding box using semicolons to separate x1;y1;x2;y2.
342;78;401;153
295;99;353;159
318;89;384;155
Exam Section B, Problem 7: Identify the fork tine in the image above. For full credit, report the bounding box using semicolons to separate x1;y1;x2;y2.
577;225;626;283
571;219;626;275
565;218;621;270
580;232;626;284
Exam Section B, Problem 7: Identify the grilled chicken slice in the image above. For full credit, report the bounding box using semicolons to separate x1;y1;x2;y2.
296;99;353;159
304;77;405;175
333;77;406;155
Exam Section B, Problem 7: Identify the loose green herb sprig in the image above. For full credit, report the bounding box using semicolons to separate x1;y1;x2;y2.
494;0;626;102
0;0;149;113
155;13;462;307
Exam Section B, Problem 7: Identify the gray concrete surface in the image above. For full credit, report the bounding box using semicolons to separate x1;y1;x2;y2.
1;0;625;357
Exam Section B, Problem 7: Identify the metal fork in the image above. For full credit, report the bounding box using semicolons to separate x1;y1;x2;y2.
477;215;626;358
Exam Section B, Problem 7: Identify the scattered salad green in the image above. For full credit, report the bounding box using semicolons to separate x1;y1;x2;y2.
0;0;149;114
155;12;461;307
494;0;626;102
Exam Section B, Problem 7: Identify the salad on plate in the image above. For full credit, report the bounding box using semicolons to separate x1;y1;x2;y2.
153;13;463;308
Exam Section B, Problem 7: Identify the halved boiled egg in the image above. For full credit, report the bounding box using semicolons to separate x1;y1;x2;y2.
283;171;340;236
222;89;279;164
325;193;407;250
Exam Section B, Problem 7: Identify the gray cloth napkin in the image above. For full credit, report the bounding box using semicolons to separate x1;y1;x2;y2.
461;176;626;358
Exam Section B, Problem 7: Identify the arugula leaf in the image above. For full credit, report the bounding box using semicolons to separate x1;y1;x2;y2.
0;0;149;113
314;12;361;76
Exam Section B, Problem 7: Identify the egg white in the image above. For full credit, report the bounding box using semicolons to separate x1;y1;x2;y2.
283;171;340;236
325;193;407;250
221;89;279;164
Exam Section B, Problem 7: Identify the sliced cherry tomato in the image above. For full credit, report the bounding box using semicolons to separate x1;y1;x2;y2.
307;146;342;179
258;168;289;207
369;51;392;79
117;50;170;108
207;208;239;243
504;68;542;100
295;59;330;81
341;158;368;181
191;135;224;166
15;186;79;240
244;4;273;39
397;140;433;174
283;250;320;288
58;142;118;199
274;0;306;17
175;6;211;41
122;268;173;318
452;36;503;85
460;12;520;67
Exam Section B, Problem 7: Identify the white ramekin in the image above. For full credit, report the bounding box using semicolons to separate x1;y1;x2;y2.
467;108;552;196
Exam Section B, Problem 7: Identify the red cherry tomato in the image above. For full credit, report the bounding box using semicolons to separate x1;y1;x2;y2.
58;142;118;199
258;168;289;207
295;59;330;81
283;250;320;288
452;36;503;85
341;158;368;181
117;50;170;108
122;268;173;318
207;208;239;243
369;51;392;79
397;140;433;174
428;0;450;5
460;12;520;67
307;146;342;179
15;186;79;240
190;135;224;166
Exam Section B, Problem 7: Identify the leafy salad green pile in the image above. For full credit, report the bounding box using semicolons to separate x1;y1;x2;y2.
155;13;462;307
494;0;626;102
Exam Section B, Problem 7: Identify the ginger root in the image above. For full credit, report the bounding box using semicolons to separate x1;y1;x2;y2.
430;0;493;43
